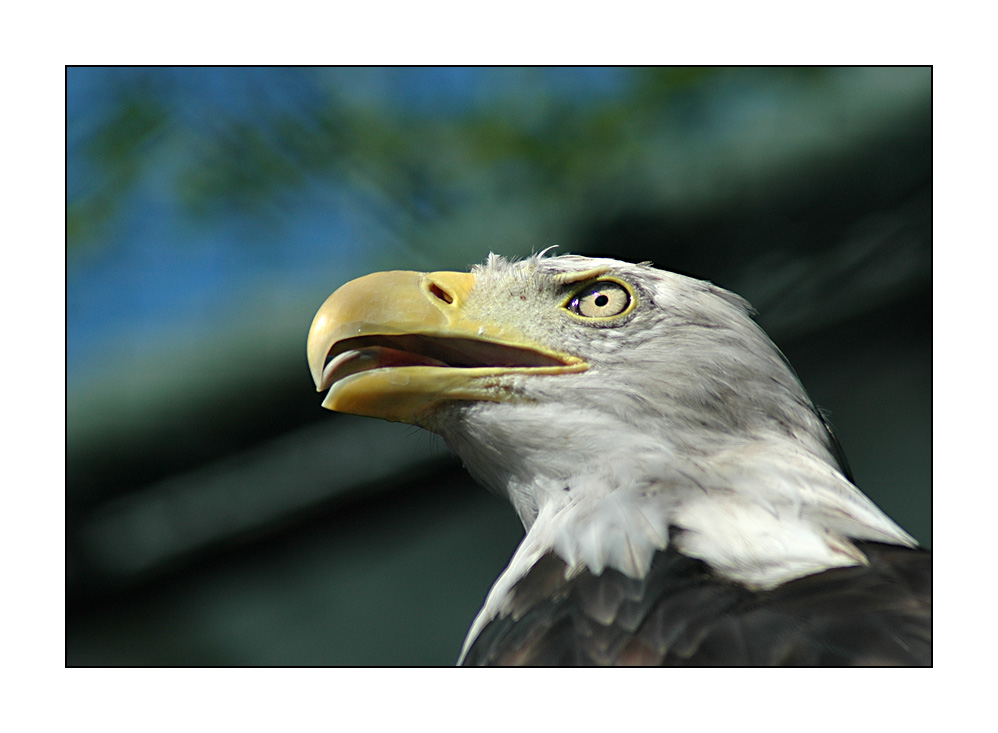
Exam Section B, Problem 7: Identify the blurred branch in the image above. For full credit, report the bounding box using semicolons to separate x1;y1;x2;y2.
67;89;170;251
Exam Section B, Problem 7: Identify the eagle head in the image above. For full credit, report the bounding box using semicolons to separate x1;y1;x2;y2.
307;253;913;592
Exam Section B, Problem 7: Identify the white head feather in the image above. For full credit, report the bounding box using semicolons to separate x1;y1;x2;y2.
425;254;914;662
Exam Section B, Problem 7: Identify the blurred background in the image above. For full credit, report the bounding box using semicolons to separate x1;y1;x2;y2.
66;66;931;666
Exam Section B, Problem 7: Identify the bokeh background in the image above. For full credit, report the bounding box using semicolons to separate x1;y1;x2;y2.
66;66;931;666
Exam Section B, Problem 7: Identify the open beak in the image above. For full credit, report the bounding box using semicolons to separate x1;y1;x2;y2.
306;270;586;424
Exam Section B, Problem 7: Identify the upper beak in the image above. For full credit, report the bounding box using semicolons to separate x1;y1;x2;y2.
306;269;585;424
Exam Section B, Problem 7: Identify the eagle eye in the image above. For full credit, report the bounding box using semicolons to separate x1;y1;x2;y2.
567;280;633;319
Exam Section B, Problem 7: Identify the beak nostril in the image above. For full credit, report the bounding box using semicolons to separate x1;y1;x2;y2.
429;283;454;305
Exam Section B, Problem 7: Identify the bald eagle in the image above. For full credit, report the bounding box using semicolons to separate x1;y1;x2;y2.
307;253;930;666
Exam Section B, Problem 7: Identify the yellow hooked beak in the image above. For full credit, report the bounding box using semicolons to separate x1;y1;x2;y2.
306;270;586;424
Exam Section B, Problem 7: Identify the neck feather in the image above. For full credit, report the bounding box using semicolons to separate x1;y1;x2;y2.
441;401;913;661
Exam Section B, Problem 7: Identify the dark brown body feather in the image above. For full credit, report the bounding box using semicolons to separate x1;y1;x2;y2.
462;541;931;666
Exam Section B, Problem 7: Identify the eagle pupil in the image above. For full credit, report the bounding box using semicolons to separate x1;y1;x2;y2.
594;294;609;307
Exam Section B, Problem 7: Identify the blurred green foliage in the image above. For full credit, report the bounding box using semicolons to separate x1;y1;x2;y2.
68;89;169;247
70;67;862;258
